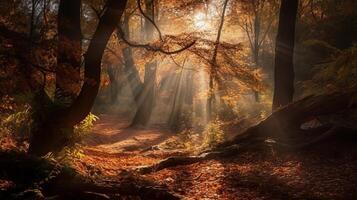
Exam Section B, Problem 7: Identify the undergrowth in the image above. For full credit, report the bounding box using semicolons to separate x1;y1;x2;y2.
161;119;225;153
1;103;98;164
74;113;99;140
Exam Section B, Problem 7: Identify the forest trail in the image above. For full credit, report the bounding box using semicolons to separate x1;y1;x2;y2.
83;114;172;153
75;114;173;176
72;115;357;200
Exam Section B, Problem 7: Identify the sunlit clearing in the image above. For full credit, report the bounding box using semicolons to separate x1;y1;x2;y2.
193;12;211;31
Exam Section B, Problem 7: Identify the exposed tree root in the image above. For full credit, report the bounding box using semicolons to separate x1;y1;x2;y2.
0;151;181;200
138;90;357;174
138;144;267;174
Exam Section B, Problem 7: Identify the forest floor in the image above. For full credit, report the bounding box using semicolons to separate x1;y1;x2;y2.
69;114;357;200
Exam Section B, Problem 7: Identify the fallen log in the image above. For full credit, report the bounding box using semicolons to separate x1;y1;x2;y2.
223;89;357;147
138;145;243;174
138;90;357;174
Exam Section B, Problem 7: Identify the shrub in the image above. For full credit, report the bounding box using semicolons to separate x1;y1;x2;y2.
169;106;193;132
74;113;99;140
217;103;238;121
301;44;357;96
202;119;224;149
2;106;31;140
177;129;200;151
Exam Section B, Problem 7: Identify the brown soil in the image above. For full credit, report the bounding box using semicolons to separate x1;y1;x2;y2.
70;114;357;200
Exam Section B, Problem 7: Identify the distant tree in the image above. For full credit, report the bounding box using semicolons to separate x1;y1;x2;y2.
272;0;298;111
234;0;278;66
131;0;158;126
207;0;229;121
121;11;143;100
230;0;279;101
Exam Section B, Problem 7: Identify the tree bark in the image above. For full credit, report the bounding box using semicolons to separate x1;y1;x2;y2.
227;90;357;147
168;69;185;130
253;11;260;102
123;47;143;98
207;0;229;122
107;65;122;104
131;62;157;126
120;12;143;98
55;0;82;102
28;0;128;156
131;0;157;126
272;0;299;111
63;0;127;126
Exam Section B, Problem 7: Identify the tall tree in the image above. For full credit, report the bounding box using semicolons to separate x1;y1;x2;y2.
272;0;298;111
207;0;229;121
121;11;143;99
29;0;128;156
235;0;277;66
131;0;158;126
55;0;82;102
231;0;278;102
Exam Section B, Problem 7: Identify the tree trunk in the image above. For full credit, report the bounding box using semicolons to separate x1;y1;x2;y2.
62;0;128;126
123;47;143;97
29;0;37;44
28;0;128;156
207;0;229;122
207;70;215;122
131;62;157;126
168;69;195;131
131;0;157;126
139;90;357;173
253;9;260;66
253;12;260;102
120;13;143;98
55;0;82;102
168;69;185;130
272;0;299;111
226;89;357;147
185;72;194;105
107;65;122;104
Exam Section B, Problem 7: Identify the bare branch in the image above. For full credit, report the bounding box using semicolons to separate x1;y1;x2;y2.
212;0;230;64
88;4;195;55
136;0;163;41
117;26;195;55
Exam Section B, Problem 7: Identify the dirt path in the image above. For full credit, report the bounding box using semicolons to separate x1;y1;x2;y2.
83;114;172;153
74;114;357;200
74;114;173;176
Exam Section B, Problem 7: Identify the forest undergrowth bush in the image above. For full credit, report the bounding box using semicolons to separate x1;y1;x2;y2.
170;107;194;132
1;96;98;164
51;113;98;165
49;113;100;165
161;118;226;154
161;97;271;154
74;112;99;140
3;106;31;138
48;144;86;167
0;94;32;138
217;103;239;121
300;44;357;96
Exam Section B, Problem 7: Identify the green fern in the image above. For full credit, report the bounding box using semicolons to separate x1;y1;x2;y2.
74;113;99;137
